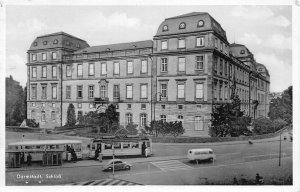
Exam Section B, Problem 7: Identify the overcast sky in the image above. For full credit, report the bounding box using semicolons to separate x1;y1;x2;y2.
5;5;292;92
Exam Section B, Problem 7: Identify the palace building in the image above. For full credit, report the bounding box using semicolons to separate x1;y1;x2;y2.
26;12;270;137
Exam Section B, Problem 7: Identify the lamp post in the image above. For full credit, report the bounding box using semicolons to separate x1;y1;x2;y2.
279;130;282;166
153;92;162;136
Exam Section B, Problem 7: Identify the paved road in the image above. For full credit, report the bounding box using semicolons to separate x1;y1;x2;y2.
6;136;292;185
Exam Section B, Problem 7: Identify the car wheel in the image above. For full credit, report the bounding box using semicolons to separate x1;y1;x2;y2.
209;158;213;161
125;165;130;170
108;167;112;171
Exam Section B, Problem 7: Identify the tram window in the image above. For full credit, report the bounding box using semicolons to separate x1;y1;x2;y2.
123;143;129;148
132;143;139;148
25;146;32;149
105;144;112;149
114;143;121;149
36;146;41;149
50;145;55;149
146;142;150;147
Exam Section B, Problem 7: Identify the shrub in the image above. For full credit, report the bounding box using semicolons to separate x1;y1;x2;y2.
66;103;76;126
253;117;273;135
272;118;288;132
26;119;39;128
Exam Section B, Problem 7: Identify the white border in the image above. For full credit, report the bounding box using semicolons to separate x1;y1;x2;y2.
0;0;299;192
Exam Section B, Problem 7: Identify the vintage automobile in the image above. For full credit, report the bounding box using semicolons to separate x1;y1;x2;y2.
103;159;132;171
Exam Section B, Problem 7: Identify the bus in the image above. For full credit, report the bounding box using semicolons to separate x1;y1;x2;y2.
87;136;152;159
7;140;83;162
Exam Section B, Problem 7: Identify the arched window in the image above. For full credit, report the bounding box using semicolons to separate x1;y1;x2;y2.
125;113;133;125
51;111;56;120
140;114;147;127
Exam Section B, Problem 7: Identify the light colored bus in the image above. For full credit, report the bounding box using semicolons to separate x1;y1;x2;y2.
187;148;216;162
87;136;152;158
7;140;83;162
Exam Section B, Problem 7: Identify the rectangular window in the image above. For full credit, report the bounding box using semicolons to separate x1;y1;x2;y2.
113;85;120;99
127;104;132;109
219;59;223;75
66;65;71;77
52;52;57;60
196;37;204;47
51;111;56;120
42;53;47;61
114;62;120;75
32;67;37;78
161;115;166;123
42;85;47;99
214;38;218;49
78;103;82;108
177;84;185;99
178;105;183;110
100;85;106;98
41;111;46;122
88;63;94;76
77;64;83;77
52;66;57;78
101;63;107;75
178;57;185;72
66;86;71;99
89;103;95;109
127;61;133;74
224;84;228;100
140;84;147;99
141;60;148;73
213;56;217;72
196;84;204;99
141;104;146;110
196;56;204;70
42;66;47;78
126;85;133;99
31;86;37;99
220;42;223;52
178;39;185;48
141;60;147;73
52;85;57;99
77;85;83;98
161;40;168;50
224;61;228;76
32;54;37;61
161;58;168;72
195;116;204;130
219;83;223;100
229;64;232;77
161;83;167;98
88;85;94;98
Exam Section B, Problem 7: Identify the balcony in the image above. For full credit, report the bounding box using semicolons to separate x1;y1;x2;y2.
94;97;109;104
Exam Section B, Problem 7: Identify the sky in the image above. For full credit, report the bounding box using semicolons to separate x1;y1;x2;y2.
5;5;292;92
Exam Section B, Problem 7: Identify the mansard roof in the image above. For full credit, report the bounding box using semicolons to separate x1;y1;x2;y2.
74;40;153;54
28;32;89;51
155;12;227;42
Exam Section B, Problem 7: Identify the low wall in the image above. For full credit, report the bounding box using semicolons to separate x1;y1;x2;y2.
6;126;42;133
150;126;289;143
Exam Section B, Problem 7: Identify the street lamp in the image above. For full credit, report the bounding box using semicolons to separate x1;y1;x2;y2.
279;130;282;166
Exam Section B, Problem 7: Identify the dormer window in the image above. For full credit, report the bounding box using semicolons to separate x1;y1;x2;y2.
197;20;204;27
65;41;70;46
34;42;38;46
76;43;80;48
106;48;110;51
43;41;47;45
53;39;58;44
163;25;168;32
179;22;186;29
240;50;245;54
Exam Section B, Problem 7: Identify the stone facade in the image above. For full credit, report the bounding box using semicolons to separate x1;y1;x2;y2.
26;12;270;137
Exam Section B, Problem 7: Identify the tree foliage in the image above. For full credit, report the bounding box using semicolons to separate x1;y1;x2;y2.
269;86;292;124
66;103;76;126
146;120;185;137
6;76;26;126
253;117;287;135
210;95;251;137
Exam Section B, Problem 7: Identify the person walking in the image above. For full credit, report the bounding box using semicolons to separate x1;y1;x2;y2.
27;153;32;166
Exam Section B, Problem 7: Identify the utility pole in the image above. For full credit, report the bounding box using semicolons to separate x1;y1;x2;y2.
279;130;282;166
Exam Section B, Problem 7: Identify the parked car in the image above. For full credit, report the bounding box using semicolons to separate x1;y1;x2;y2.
103;159;132;172
187;148;216;163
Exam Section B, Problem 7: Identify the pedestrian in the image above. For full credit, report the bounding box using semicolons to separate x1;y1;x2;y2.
141;142;146;156
20;152;25;165
95;147;100;160
255;173;263;185
27;153;32;166
71;148;77;162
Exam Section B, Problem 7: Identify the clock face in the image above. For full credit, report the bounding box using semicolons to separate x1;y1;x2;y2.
163;25;168;31
179;22;186;29
198;20;204;27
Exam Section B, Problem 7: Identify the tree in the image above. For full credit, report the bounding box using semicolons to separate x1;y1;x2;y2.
167;121;185;137
105;104;119;125
210;95;251;137
269;86;292;124
66;103;76;126
126;123;139;135
252;117;273;135
272;118;288;132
